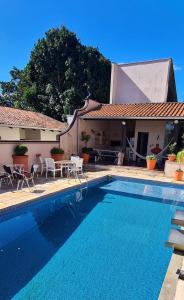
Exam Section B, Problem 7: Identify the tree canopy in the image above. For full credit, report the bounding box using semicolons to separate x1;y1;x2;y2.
0;26;111;121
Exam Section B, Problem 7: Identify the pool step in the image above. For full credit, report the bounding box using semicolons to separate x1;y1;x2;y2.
171;210;184;226
165;228;184;251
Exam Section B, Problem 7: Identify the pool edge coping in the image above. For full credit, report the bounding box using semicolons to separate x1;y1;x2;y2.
159;251;184;300
0;176;107;214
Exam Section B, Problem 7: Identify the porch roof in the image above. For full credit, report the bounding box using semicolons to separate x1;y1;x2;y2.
81;102;184;120
0;106;64;131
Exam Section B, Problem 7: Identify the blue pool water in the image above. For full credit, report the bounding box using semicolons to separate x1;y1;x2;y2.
0;178;184;300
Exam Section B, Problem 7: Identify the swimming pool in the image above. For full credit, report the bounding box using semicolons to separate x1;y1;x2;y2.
0;177;183;300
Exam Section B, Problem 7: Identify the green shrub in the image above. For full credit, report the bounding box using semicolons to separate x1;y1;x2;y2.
14;144;28;156
50;147;64;154
168;142;177;154
176;150;184;162
146;155;156;160
81;132;91;147
82;147;92;154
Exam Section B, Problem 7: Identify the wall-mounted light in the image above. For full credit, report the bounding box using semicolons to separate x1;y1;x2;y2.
174;120;179;124
121;121;126;126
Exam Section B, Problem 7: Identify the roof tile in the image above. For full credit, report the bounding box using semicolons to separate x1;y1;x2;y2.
82;103;184;119
0;106;64;130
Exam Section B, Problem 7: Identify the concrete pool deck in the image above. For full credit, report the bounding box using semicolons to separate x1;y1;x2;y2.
0;165;184;300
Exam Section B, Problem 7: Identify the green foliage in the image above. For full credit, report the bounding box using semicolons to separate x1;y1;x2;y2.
168;142;177;154
82;147;92;154
176;150;184;162
14;144;28;156
50;147;64;154
146;155;156;160
107;175;113;181
176;168;183;172
0;26;111;121
0;67;33;109
81;131;91;147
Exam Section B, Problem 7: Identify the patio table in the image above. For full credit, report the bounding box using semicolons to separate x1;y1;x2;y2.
54;160;75;177
94;149;119;164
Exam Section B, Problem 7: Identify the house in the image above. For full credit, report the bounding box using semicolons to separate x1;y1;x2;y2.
0;106;64;141
60;58;184;165
110;58;177;104
0;106;65;168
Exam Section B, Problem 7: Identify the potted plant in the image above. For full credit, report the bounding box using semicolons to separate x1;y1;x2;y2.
12;144;28;171
175;168;183;181
81;132;91;163
175;150;184;181
167;142;177;161
82;147;91;163
146;155;157;170
50;147;64;161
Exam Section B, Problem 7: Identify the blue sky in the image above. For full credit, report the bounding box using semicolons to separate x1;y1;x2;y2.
0;0;184;100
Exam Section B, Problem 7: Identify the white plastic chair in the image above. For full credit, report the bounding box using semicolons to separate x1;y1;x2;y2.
2;165;14;185
14;165;35;190
39;156;46;175
45;158;63;179
71;155;80;159
0;165;13;188
68;157;85;181
32;164;39;178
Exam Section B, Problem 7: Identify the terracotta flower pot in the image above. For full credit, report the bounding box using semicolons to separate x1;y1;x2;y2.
51;153;64;161
168;154;176;161
82;153;90;164
175;170;183;181
12;155;28;171
146;159;156;170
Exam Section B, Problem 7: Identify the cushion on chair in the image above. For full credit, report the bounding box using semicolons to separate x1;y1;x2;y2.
3;165;12;175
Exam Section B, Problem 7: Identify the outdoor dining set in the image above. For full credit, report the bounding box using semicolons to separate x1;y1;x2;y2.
0;156;85;191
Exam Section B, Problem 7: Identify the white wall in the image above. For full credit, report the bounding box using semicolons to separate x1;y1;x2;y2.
0;125;60;142
41;130;60;141
0;141;59;169
59;119;126;159
134;120;166;157
110;61;170;104
59;119;110;159
59;117;167;161
20;128;26;140
164;161;184;177
0;126;20;140
79;119;109;150
24;129;41;140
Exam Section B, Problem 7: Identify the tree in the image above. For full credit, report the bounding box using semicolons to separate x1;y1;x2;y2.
0;26;111;121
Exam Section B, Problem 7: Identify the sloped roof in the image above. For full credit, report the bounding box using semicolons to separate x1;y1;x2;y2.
59;99;101;136
81;102;184;119
0;106;64;130
110;58;177;104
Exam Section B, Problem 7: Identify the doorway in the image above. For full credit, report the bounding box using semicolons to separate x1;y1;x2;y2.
137;132;149;157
